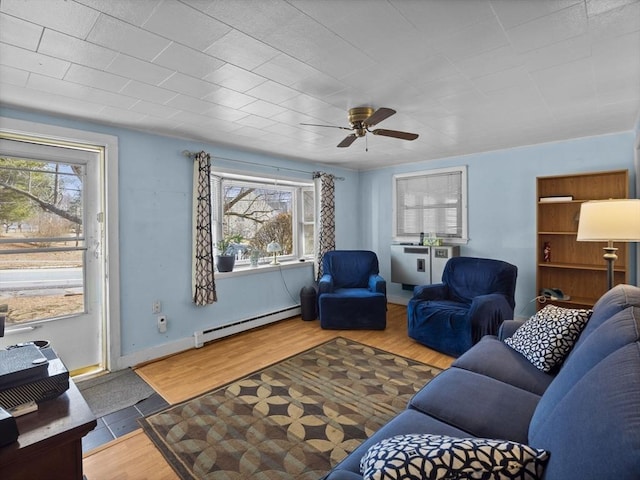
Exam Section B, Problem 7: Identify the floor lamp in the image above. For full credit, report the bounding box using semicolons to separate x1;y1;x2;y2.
577;199;640;290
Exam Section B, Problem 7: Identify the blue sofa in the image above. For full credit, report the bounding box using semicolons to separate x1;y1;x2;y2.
324;284;640;479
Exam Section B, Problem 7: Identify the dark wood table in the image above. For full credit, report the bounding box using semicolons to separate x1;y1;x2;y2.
0;379;97;480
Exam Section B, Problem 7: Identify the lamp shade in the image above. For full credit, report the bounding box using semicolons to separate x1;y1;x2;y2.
267;241;282;253
577;199;640;242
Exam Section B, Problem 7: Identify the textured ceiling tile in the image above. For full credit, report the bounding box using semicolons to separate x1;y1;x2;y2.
585;0;639;17
129;100;182;119
74;0;160;26
453;45;525;79
234;114;277;129
205;63;267;92
0;43;70;79
39;29;118;70
520;34;592;72
119;80;178;104
106;54;174;86
433;16;510;62
202;86;256;109
27;73;137;110
240;99;288;118
0;12;42;50
587;1;640;40
253;53;318;86
246;80;300;104
160;72;220;99
506;3;589;53
205;29;280;71
0;64;29;87
491;0;583;29
87;14;171;61
1;0;99;38
153;43;225;79
64;64;130;92
142;1;231;51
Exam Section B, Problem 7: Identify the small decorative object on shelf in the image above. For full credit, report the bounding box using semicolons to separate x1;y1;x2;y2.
543;242;551;262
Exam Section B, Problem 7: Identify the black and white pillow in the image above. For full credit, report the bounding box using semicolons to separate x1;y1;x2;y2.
360;433;549;480
504;304;592;372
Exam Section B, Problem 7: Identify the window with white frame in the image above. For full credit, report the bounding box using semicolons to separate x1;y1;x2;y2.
211;173;314;265
393;166;468;244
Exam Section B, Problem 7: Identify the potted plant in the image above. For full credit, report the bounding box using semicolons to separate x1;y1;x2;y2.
216;234;243;272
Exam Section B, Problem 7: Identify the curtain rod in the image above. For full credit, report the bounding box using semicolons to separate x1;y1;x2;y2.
182;150;344;181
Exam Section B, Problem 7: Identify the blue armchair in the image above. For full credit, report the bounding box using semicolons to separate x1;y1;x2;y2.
318;250;387;330
407;256;517;357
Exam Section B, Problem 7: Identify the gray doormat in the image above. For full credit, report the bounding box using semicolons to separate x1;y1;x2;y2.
77;368;156;418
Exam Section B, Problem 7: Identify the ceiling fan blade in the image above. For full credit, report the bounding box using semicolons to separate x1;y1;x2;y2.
300;122;352;131
372;129;419;141
364;107;396;126
337;134;358;148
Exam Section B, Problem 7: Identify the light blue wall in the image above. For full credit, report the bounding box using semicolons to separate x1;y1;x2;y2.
2;106;637;357
0;108;359;359
360;133;638;318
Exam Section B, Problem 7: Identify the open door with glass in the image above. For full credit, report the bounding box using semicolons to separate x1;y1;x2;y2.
0;137;105;374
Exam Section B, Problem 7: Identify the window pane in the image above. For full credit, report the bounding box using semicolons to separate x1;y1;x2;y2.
0;157;86;324
303;189;314;222
222;182;293;256
303;224;314;256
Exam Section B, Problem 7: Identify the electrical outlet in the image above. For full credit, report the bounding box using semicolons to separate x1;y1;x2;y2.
152;300;161;314
157;315;167;333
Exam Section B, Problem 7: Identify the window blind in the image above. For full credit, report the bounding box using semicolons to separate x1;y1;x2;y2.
395;169;464;239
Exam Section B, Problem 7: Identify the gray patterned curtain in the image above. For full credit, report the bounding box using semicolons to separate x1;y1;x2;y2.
192;151;217;305
313;172;336;281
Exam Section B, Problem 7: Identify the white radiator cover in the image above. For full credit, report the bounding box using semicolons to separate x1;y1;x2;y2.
193;306;301;348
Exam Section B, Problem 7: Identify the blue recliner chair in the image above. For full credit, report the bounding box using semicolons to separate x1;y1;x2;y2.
318;250;387;330
407;256;517;357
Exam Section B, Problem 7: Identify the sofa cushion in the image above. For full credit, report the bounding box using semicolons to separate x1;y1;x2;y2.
528;342;640;480
360;434;549;480
409;368;540;444
567;283;640;360
504;305;592;372
528;306;640;433
452;335;554;395
319;293;387;330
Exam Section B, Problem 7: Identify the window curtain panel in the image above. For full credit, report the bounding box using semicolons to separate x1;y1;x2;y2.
313;172;336;281
192;151;217;305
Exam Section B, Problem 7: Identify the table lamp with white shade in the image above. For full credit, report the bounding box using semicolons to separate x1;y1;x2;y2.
267;241;282;265
576;199;640;290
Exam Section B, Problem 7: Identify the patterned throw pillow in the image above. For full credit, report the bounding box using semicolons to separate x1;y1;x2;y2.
504;304;592;372
360;434;549;480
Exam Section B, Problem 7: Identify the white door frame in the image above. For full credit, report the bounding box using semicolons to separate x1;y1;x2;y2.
0;117;120;372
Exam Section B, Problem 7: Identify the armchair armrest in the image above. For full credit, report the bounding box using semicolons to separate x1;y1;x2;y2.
368;274;386;295
412;283;447;301
468;293;515;342
318;274;334;294
499;319;526;340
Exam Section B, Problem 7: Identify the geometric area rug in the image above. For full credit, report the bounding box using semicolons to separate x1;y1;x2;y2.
139;337;442;479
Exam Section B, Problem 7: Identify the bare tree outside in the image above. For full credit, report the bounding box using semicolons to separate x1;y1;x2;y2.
0;157;84;325
222;183;294;260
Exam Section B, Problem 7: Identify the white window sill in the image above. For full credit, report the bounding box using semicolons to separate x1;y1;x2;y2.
215;259;313;278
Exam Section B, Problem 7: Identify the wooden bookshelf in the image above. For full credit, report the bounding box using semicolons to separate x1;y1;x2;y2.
536;170;629;310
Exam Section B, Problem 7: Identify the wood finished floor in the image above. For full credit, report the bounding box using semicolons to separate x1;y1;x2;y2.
82;303;454;480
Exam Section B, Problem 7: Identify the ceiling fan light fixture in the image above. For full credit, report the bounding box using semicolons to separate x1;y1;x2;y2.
301;106;419;148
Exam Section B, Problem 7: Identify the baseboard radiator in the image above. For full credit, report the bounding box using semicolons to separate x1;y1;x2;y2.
193;305;301;348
